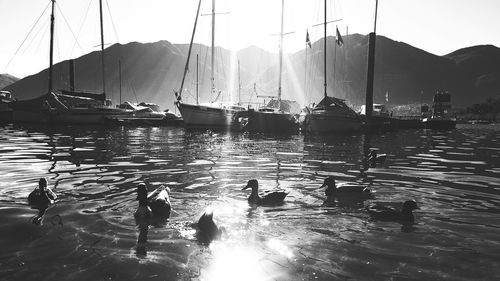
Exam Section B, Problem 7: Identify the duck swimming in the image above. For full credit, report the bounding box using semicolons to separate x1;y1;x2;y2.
242;179;287;205
28;178;57;209
319;176;372;198
197;209;222;243
134;183;172;220
366;200;420;224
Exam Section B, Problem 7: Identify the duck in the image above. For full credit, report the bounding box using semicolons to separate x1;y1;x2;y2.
366;200;420;224
197;209;222;243
28;178;57;209
368;149;387;167
134;183;172;220
242;179;287;205
319;176;372;198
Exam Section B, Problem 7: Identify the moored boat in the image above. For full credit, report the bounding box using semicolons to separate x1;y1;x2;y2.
0;91;15;121
241;0;300;134
174;0;245;129
303;0;361;134
304;96;360;133
422;91;456;130
243;99;300;133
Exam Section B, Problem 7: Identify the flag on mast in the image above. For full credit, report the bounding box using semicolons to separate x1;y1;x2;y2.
336;27;344;47
306;30;312;48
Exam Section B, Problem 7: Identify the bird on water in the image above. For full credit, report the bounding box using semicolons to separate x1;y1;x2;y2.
319;176;372;198
197;209;222;243
366;200;420;225
134;183;172;220
28;178;57;225
242;179;287;205
28;178;57;209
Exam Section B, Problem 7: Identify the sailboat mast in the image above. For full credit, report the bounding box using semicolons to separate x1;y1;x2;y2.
178;0;202;98
211;0;215;97
99;0;106;99
196;54;199;105
323;0;327;98
365;0;378;121
118;60;122;104
278;0;284;104
48;0;55;94
238;59;241;104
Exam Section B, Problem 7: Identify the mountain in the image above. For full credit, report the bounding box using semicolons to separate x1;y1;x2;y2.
0;74;19;89
445;45;500;103
4;36;500;110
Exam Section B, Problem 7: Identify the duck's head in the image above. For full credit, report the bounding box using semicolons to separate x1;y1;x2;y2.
369;149;378;158
136;183;148;203
242;179;259;191
402;200;419;212
38;178;48;191
320;176;336;189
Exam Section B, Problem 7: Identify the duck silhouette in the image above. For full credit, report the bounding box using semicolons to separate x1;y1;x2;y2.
242;179;287;205
28;178;57;209
368;149;387;167
366;200;420;224
28;178;57;225
319;176;372;198
196;209;222;243
134;183;172;220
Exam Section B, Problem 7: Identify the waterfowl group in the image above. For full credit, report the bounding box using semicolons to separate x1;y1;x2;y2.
366;200;420;224
319;176;372;198
134;183;172;220
28;178;57;209
242;179;288;205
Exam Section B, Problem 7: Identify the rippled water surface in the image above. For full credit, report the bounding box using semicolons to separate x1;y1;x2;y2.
1;123;499;280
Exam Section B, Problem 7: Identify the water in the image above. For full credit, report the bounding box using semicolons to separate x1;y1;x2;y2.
0;123;499;280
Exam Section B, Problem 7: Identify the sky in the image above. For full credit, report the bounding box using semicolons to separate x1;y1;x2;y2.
1;0;499;78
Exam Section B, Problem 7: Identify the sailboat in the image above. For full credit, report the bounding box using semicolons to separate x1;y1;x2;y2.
9;0;132;124
9;0;57;123
49;0;133;124
175;0;245;129
241;0;300;133
303;0;361;134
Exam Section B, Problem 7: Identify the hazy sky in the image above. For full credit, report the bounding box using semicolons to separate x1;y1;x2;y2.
1;0;499;78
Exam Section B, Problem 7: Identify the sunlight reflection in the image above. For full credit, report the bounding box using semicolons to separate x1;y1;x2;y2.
267;238;294;259
203;244;268;281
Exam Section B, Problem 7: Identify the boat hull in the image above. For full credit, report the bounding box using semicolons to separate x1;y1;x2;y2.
361;115;400;132
244;109;299;133
177;102;242;128
422;117;457;130
51;107;134;124
9;94;51;123
304;111;361;134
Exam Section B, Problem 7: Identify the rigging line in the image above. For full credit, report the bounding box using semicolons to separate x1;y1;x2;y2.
105;0;120;43
56;3;84;55
27;16;50;56
71;0;93;56
3;0;51;72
